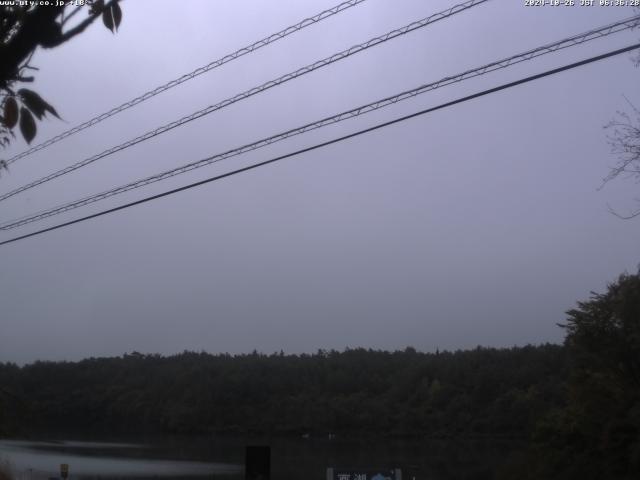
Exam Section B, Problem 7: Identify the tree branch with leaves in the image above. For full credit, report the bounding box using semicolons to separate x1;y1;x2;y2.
0;0;123;154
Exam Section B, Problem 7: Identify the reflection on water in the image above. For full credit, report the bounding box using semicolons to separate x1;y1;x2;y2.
0;439;242;479
2;441;143;450
1;434;525;480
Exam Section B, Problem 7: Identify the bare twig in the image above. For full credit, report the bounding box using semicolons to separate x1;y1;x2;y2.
607;203;640;219
603;99;640;186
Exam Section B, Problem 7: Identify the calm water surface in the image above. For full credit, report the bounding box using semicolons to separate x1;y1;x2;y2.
0;439;241;480
0;435;523;480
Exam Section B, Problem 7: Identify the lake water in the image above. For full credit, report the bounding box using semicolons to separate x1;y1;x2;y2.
0;435;523;480
0;439;241;480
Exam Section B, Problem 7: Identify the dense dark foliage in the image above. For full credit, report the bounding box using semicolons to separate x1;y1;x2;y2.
2;272;638;477
525;272;640;480
1;0;123;148
0;344;567;438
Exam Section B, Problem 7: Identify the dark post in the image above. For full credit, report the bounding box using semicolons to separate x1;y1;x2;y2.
245;445;270;480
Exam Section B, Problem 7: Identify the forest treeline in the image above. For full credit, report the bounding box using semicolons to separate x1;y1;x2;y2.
0;344;567;438
1;272;638;479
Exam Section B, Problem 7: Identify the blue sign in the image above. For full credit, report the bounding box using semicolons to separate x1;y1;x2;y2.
330;469;398;480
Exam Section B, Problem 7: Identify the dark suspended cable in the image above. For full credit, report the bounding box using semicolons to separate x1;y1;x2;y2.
0;0;489;203
2;15;638;230
4;0;370;166
1;42;637;247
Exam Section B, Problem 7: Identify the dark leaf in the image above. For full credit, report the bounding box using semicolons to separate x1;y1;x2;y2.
3;97;18;129
19;107;36;144
47;103;60;119
18;89;60;120
112;2;122;30
89;0;105;15
19;89;45;119
102;7;114;33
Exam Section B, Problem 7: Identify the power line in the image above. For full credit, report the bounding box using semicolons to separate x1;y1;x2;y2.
4;0;369;166
1;42;637;248
2;15;637;231
0;0;489;203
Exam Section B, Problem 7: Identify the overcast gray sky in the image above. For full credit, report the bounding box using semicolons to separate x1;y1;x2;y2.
0;0;639;364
